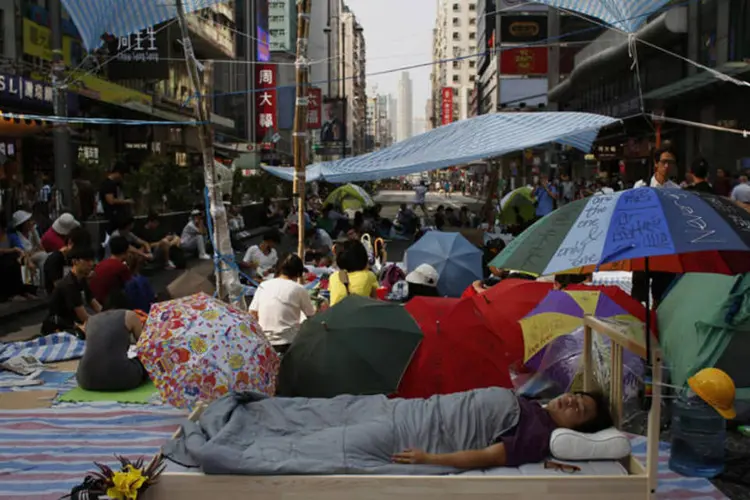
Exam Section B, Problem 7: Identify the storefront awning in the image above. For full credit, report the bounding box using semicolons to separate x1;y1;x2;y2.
0;110;51;135
263;112;619;183
642;62;750;100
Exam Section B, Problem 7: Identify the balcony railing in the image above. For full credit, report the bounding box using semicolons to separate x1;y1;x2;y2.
187;14;234;57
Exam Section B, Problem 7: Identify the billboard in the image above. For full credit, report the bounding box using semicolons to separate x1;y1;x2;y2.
500;15;548;43
256;0;270;62
255;64;277;142
307;87;322;128
500;47;548;75
315;98;348;156
441;87;453;125
106;24;169;80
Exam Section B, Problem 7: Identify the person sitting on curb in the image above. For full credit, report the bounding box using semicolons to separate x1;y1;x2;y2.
89;236;132;309
43;227;91;295
241;230;281;280
140;211;184;270
41;213;81;253
180;209;211;260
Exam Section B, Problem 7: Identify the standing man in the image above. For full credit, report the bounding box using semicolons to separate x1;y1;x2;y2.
686;158;714;193
730;173;749;201
532;175;558;219
413;181;428;216
714;168;733;197
99;161;133;235
634;147;681;189
559;173;575;206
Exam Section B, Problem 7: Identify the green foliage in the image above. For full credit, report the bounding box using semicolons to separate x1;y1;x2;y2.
122;154;204;214
236;170;290;202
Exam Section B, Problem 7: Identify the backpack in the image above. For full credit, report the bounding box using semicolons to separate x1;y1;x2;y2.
379;264;406;291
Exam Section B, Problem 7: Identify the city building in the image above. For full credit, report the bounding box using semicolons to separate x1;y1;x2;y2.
397;71;413;141
365;91;395;151
341;5;367;156
430;0;479;128
548;0;750;181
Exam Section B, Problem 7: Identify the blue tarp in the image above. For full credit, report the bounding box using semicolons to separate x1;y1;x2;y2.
263;112;620;184
61;0;227;51
533;0;671;32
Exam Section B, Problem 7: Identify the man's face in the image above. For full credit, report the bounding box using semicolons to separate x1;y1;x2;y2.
655;152;676;177
717;168;726;178
73;258;95;277
548;393;598;429
740;174;748;184
324;103;335;120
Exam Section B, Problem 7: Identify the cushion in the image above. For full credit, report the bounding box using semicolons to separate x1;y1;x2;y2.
549;427;631;461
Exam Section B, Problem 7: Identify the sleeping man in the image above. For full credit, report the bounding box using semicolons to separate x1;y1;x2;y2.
165;388;613;475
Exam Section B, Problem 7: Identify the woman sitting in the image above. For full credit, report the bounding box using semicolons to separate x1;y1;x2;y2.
76;310;149;391
0;215;37;301
249;254;316;354
329;240;378;306
9;209;49;283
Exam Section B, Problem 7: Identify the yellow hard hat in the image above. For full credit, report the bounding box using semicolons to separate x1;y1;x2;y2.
687;368;737;420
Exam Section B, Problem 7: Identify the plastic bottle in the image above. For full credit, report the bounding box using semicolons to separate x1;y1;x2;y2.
668;389;726;478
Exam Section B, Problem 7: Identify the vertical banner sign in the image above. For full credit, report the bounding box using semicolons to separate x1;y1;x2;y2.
255;64;277;142
307;87;322;128
441;87;453;125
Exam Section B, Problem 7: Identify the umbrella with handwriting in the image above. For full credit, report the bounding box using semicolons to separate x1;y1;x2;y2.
135;293;279;409
490;188;750;276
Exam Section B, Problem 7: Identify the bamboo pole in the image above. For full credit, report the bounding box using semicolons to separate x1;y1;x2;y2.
294;0;312;258
174;0;242;304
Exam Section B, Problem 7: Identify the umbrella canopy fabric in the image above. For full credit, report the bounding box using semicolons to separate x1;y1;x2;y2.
135;293;279;409
500;186;535;225
491;188;750;275
276;295;423;398
533;0;671;32
399;296;512;399
61;0;228;51
520;289;642;362
263;112;619;183
405;232;483;297
468;279;555;364
323;183;375;211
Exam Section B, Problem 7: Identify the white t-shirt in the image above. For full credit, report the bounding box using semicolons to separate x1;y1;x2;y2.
243;245;278;276
414;185;427;204
634;176;681;189
180;220;202;247
249;278;316;344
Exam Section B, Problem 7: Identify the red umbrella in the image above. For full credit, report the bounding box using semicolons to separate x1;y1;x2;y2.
469;279;555;365
399;296;512;399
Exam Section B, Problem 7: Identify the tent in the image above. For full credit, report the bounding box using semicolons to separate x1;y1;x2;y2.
658;273;750;399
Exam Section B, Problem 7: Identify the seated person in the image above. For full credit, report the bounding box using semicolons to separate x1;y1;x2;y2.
434;205;446;230
76;310;149;391
329;240;378;306
123;256;156;312
41;213;81;252
0;215;37;301
41;247;102;336
405;264;440;300
43;227;91;295
109;216;153;262
140;211;184;269
89;236;132;309
224;200;245;232
180;209;211;260
305;227;334;257
9;209;49;278
392;391;612;468
241;230;281;279
395;203;418;235
249;254;316;353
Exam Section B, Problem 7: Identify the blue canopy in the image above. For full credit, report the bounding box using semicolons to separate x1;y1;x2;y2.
533;0;671;32
406;232;483;298
61;0;227;51
264;112;619;183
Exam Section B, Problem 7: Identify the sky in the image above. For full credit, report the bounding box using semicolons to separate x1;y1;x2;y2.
344;0;436;120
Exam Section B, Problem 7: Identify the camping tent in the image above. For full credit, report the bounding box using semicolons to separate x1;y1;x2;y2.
658;273;750;399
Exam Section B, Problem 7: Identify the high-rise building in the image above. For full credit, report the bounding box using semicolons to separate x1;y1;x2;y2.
397;71;413;142
389;96;398;140
430;0;479;128
341;6;367;156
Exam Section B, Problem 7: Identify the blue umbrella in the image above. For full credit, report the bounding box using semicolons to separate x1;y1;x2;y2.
406;232;483;298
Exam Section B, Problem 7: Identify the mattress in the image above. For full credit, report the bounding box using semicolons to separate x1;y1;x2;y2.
164;459;628;477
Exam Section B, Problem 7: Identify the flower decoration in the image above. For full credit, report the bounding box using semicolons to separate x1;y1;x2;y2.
64;455;166;500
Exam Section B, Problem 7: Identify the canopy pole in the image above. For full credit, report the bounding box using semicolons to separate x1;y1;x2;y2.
174;0;241;304
294;0;312;258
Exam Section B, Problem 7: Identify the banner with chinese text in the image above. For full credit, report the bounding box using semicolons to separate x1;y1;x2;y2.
500;47;548;75
255;64;277;143
441;87;453;125
307;87;322;128
106;24;169;80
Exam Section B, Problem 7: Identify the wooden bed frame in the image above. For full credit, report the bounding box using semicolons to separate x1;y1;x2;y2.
146;316;663;500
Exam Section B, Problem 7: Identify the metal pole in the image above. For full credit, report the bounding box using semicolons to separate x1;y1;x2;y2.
326;0;333;97
293;0;312;258
341;21;346;159
50;0;72;212
174;0;240;303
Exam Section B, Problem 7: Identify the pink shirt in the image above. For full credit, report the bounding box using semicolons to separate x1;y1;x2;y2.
41;228;66;252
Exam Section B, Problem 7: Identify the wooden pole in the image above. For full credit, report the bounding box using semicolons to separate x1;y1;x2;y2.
174;0;241;304
294;0;312;258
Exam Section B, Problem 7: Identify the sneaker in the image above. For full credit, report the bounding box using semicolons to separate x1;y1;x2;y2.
165;260;177;270
199;254;212;260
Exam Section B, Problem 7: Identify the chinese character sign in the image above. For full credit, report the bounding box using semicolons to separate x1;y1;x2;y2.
107;24;168;80
441;87;453;126
0;73;54;109
307;87;322;129
255;64;277;142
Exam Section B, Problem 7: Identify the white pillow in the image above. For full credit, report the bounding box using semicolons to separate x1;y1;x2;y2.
550;427;631;461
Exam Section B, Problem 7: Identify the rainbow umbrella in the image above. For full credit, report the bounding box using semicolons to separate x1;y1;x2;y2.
519;289;641;363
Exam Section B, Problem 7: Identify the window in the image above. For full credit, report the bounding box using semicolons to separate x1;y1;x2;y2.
469;17;477;25
452;3;460;11
469;75;476;82
470;46;477;54
453;87;459;96
469;3;476;11
0;10;4;56
469;32;476;40
452;17;460;26
469;60;476;68
452;31;460;40
452;61;461;68
452;74;459;82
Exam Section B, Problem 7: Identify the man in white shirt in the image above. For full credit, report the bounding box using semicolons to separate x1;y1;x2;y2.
730;173;749;201
241;230;281;278
634;147;681;189
180;210;210;260
413;181;428;215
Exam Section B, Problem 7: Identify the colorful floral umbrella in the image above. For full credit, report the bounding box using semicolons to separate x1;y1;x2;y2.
520;289;642;362
135;293;279;409
491;188;750;275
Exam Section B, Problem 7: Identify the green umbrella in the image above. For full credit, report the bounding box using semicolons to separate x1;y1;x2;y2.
277;295;423;398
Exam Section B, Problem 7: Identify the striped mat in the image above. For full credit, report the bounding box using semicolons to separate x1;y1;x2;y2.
0;406;728;500
0;333;85;364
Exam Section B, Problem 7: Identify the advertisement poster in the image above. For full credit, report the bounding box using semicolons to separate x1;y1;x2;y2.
500;47;548;75
307;87;322;129
441;87;453;125
255;64;277;142
315;98;348;156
